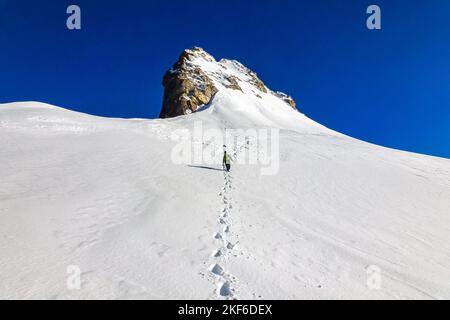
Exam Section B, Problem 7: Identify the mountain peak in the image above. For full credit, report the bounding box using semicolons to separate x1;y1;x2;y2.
181;46;216;63
159;47;297;118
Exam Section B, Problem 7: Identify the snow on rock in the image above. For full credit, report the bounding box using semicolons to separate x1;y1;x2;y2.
159;47;297;118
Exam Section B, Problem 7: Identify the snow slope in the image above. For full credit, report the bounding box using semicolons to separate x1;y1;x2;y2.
1;59;450;299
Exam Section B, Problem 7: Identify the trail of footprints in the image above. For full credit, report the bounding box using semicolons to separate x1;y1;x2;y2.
207;166;239;299
201;138;258;299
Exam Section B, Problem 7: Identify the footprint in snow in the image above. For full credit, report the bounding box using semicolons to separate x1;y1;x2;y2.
217;281;232;297
211;249;222;257
226;242;236;250
209;263;224;276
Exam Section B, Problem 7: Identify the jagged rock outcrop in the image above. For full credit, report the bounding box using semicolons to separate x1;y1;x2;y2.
273;91;297;109
160;48;218;118
159;47;297;118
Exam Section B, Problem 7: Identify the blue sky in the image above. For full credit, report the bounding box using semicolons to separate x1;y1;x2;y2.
1;0;449;158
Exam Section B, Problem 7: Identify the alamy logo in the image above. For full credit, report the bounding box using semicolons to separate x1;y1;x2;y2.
366;265;382;290
66;5;81;30
66;265;81;290
170;122;280;176
366;5;381;30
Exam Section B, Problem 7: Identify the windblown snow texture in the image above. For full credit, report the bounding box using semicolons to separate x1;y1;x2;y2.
1;49;450;299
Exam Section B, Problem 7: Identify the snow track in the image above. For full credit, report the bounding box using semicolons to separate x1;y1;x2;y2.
1;82;450;299
205;160;239;299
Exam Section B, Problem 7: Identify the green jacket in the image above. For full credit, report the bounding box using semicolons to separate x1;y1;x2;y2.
223;153;231;165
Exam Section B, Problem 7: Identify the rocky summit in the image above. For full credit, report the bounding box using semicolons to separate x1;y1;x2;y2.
159;47;297;118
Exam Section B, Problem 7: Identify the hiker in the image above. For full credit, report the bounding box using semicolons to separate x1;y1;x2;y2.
223;147;232;172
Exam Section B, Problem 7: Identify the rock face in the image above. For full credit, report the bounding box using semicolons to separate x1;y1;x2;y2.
159;47;297;118
160;48;218;118
273;91;297;109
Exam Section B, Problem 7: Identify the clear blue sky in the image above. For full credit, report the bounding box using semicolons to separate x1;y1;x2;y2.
1;0;449;158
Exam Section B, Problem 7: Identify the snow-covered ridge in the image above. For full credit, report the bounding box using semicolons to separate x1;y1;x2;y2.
183;47;297;107
1;47;450;299
159;47;296;118
1;99;450;299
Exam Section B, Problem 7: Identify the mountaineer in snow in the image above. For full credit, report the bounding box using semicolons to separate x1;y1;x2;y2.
223;146;232;172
